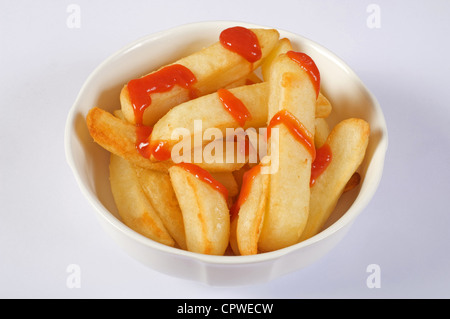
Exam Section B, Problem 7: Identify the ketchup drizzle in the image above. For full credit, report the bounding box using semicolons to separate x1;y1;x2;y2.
219;26;262;63
128;64;197;125
217;88;252;127
149;140;172;161
267;109;316;160
286;51;320;99
310;143;332;186
127;64;197;159
135;125;153;158
176;162;228;200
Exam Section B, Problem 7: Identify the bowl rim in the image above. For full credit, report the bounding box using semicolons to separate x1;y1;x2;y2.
65;20;388;266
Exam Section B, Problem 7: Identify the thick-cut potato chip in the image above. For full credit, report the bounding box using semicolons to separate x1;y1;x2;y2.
149;82;269;154
261;38;294;82
258;53;317;252
168;165;230;255
87;107;172;171
120;28;280;126
261;37;332;118
299;118;370;241
86;107;244;172
224;72;262;89
109;154;174;246
314;117;330;148
210;172;239;198
113;109;125;120
134;167;187;249
315;93;332;119
235;164;269;255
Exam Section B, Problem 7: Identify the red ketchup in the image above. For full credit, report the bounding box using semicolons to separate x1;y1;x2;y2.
310;143;332;186
135;125;153;158
217;88;252;127
267;109;316;160
127;64;197;159
286;51;320;99
149;140;172;161
175;162;228;201
219;26;262;63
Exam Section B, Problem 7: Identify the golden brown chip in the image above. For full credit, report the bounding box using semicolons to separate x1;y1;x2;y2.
168;164;230;255
299;118;370;241
109;154;174;246
314;117;331;149
235;164;269;255
258;53;317;252
135;167;187;250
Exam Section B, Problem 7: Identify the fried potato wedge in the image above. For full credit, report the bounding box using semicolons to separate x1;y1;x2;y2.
299;118;370;241
120;28;280;126
224;72;262;89
314;117;330;148
261;38;332;118
258;53;317;252
135;167;187;249
235;164;270;255
113;109;125;120
150;82;269;152
86;107;244;172
210;172;239;198
168;165;230;255
316;93;332;119
87;107;172;171
261;38;294;82
109;154;174;246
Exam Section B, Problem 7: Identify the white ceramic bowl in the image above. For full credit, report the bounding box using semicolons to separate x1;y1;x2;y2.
65;21;388;286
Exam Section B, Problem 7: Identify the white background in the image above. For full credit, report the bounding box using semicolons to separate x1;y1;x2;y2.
1;0;450;298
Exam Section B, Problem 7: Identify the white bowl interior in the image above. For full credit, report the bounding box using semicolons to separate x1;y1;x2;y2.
65;21;388;283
